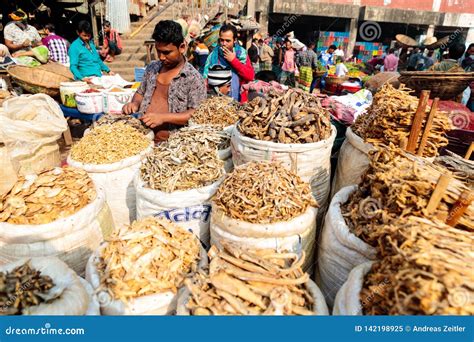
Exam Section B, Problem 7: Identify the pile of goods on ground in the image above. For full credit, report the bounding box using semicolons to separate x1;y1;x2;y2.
341;147;473;245
70;122;150;164
189;96;240;128
352;84;450;157
141;127;225;192
92;114;151;136
0;261;54;315
237;89;332;144
213;161;317;223
96;217;201;303
0;167;96;225
361;216;473;315
185;244;315;315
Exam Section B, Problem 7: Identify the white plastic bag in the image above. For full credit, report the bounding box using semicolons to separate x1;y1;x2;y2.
317;185;377;308
210;205;318;272
231;126;336;214
331;128;375;198
333;261;374;315
0;94;67;175
0;257;98;315
177;279;329;315
67;144;153;229
135;174;224;248
86;242;208;315
0;186;114;275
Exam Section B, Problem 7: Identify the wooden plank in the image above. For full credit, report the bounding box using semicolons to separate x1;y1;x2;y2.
426;174;452;215
416;97;439;156
446;190;473;226
406;90;430;153
465;142;474;160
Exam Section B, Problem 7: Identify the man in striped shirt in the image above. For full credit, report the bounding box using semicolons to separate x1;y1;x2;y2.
42;24;70;66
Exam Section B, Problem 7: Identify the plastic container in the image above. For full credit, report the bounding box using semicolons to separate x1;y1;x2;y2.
103;89;134;114
75;91;104;114
60;82;89;108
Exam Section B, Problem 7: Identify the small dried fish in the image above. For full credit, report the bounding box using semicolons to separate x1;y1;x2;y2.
0;167;96;225
97;217;201;303
213;161;318;224
237;89;332;144
186;244;315;315
189;96;240;128
92;114;152;136
434;152;474;189
71;122;150;164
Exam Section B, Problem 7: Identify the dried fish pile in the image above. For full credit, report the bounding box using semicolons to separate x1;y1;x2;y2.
352;84;450;157
92;114;151;136
237;89;332;143
434;153;474;189
71;122;150;164
185;244;314;315
168;126;230;151
189;96;240;128
141;129;224;192
342;146;474;243
0;167;96;225
361;216;474;315
213;161;317;223
0;261;55;315
97;217;201;303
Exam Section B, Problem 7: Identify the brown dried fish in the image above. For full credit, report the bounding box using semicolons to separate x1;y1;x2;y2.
189;96;240;128
213;161;318;224
93;114;152;136
0;167;96;225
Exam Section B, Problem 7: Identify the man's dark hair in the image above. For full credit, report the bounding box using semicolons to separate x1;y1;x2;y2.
196;36;204;43
308;42;315;48
104;20;111;28
77;20;92;34
388;48;395;54
449;43;466;60
45;23;55;32
255;70;277;83
329;44;337;50
219;24;238;40
152;20;184;47
252;38;258;43
258;39;263;44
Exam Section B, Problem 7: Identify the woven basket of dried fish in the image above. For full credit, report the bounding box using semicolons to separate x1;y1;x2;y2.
68;123;153;229
177;244;329;315
86;217;207;315
90;114;153;139
0;257;99;315
342;146;474;243
189;96;240;129
334;216;474;315
211;161;318;271
0;167;113;275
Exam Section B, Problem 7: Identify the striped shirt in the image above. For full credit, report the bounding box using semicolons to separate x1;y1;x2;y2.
42;34;69;65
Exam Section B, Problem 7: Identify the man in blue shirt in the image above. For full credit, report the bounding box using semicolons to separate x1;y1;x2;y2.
68;20;114;82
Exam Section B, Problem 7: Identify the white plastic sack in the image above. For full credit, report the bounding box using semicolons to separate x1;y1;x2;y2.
210;205;317;272
231;126;336;213
0;185;114;275
0;257;99;315
333;261;374;315
317;185;377;308
135;174;224;248
177;279;329;315
0;145;17;195
331;128;375;198
0;94;67;175
86;242;208;315
68;144;153;229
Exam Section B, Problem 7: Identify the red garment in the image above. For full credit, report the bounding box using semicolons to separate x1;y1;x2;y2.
104;29;123;50
230;55;254;103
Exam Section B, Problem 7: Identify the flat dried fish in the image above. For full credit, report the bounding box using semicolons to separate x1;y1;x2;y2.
189;96;240;128
93;114;152;136
71;122;150;164
0;167;96;225
97;217;201;303
213;161;318;224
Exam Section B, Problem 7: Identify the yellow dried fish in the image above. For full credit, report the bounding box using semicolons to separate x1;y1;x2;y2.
92;114;152;136
189;96;240;128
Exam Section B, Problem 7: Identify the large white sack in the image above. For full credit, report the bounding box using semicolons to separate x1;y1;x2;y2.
67;144;153;229
86;242;208;315
317;185;377;308
0;94;67;175
177;279;329;315
135;174;224;248
333;261;374;315
331;127;375;198
0;186;114;275
210;205;317;272
231;126;336;212
0;257;98;315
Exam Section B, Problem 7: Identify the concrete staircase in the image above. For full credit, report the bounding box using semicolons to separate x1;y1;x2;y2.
106;3;176;81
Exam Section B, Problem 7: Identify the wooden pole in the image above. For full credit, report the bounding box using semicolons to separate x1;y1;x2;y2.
416;97;439;156
426;174;452;215
446;190;473;226
407;90;430;153
90;3;99;47
465;142;474;160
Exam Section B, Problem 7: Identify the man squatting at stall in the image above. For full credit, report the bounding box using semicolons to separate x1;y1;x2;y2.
122;20;206;142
